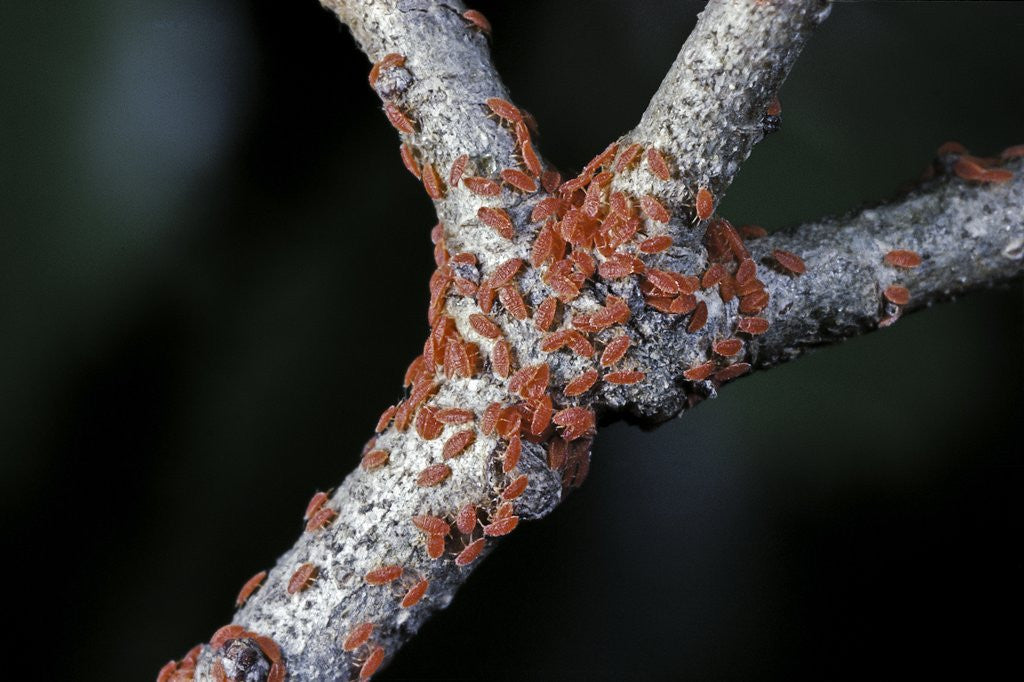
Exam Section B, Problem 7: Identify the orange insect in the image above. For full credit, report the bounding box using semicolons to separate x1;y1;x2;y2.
343;622;375;652
417;463;452;487
304;490;329;520
646;147;672;180
235;570;267;607
772;249;806;275
534;296;558;331
456;502;477;535
483;516;520;537
600;335;631;367
695;187;714;220
401;578;430;608
682;360;716;382
287;562;318;594
399;143;420;179
552;406;595;440
469;313;502;339
365;565;403;585
486;97;522;124
491;257;524;287
268;662;286;682
305;506;337;532
738;224;767;239
883;249;922;268
491;339;513;378
361;646;386;679
415;405;444;440
421;162;445;200
503;435;522;472
702;262;725;288
521;138;542;177
687;300;708;333
463;176;502;197
368;53;405;88
735;258;757;285
640;194;670;223
604;370;645;385
412;515;451;536
462;9;492;36
502;474;529;500
477;206;515;239
565;369;600;397
448;153;469;186
436;407;474;424
455;538;486;566
884;285;910;305
383;102;416;134
425;534;445;559
210;624;245;648
738;290;769;314
712;338;743;357
736;317;770;335
713;363;751;382
375;405;397;432
639;235;673;254
501;168;538;192
442;429;476;459
499;286;529;320
361;449;390;471
614;143;643;172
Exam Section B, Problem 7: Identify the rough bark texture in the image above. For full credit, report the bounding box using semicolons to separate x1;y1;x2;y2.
162;2;1024;681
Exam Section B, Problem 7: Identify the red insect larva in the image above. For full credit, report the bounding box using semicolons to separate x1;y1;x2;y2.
531;197;566;223
980;168;1014;183
738;289;770;314
456;502;477;535
368;52;406;88
1001;144;1024;160
481;402;502;436
766;95;782;117
883;285;911;305
600;335;631;367
646;268;681;295
712;362;751;382
682;360;716;382
498;286;529;320
360;646;386;679
738;224;767;239
552;406;596;440
646;147;672;181
503;435;522;472
936;141;968;156
287;562;318;594
463;176;502;197
736;317;770;335
534;296;558;331
157;661;177;682
210;624;245;649
491;257;524;287
702;262;725;288
640;194;671;223
469;313;502;339
485;97;522;124
501;168;538;193
421;162;446;200
583;142;619;175
343;622;375;652
687;300;708;333
541;169;561;194
267;663;286;682
305;507;337;532
882;249;922;268
530;394;553;436
502;474;529;500
401;578;430;609
521;138;542;177
304;490;330;520
735;258;757;285
638;235;673;254
491;339;513;379
449;153;469;187
417;463;452;487
399;143;421;179
670;294;697;314
361;449;390;471
383;102;416;134
415;406;444;440
645;296;675;314
442;429;476;460
508;363;544;396
718;220;749;260
412;515;451;536
462;9;492;36
425;534;445;559
547;439;567;470
564;369;599;397
570;250;597;278
483;516;520;537
455;538;486;567
255;635;283;667
712;338;743;357
494;501;515;520
496;406;523;439
614;143;643;172
772;249;806;275
695;187;714;220
477;206;515;240
953;156;985;181
604;370;645;385
212;661;228;682
435;408;474;425
375;405;397;433
477;281;496;314
365;565;403;586
235;570;267;608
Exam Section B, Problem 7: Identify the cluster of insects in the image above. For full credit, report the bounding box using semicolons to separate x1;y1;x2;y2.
159;5;1022;678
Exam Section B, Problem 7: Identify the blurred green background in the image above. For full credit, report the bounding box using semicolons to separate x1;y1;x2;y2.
2;1;1022;680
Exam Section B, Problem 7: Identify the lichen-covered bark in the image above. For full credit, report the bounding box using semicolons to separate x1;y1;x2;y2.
161;2;1024;681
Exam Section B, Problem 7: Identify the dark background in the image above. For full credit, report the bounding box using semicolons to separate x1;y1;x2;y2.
2;1;1023;680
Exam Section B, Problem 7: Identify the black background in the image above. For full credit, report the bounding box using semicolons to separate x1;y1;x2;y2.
2;1;1023;680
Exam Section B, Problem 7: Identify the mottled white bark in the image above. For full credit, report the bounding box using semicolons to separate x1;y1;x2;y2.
165;2;1024;681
